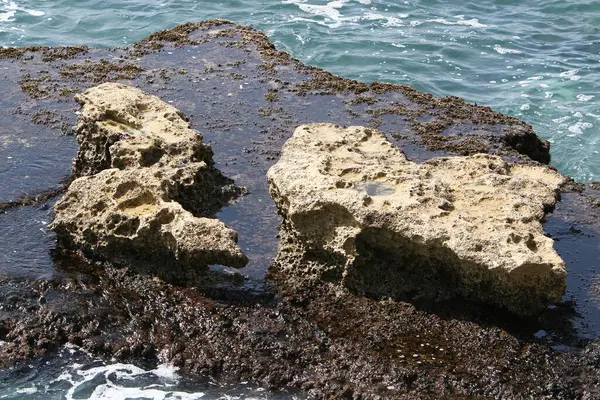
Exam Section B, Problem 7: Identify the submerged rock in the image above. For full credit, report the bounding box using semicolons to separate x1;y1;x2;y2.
268;123;567;315
51;82;247;273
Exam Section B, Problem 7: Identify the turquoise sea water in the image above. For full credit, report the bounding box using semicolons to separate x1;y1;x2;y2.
1;0;599;181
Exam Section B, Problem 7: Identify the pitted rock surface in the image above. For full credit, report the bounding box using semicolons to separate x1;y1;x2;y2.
72;82;213;176
51;82;247;273
268;123;567;315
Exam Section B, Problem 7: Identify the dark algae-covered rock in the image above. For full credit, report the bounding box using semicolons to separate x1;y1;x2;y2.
1;20;600;399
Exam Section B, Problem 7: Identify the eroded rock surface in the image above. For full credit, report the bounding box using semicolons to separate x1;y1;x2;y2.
51;82;247;273
268;123;567;315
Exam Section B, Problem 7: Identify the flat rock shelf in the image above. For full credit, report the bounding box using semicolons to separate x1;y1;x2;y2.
1;20;599;400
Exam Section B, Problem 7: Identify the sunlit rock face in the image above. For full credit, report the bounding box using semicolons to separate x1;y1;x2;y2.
52;83;247;274
268;123;567;315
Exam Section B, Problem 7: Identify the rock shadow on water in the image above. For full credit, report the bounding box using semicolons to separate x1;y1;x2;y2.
0;199;61;280
50;247;274;307
543;188;600;345
345;250;583;348
272;227;584;348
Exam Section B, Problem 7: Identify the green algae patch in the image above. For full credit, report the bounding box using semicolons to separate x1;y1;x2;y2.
265;89;278;102
0;46;88;61
294;68;370;95
41;47;89;62
59;60;143;84
130;19;234;56
19;71;52;99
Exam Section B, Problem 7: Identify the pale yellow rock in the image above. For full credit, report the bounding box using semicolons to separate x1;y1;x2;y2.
52;83;247;273
72;82;212;176
268;123;567;315
53;168;246;270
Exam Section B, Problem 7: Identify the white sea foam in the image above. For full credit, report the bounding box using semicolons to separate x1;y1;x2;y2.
285;0;357;28
493;45;522;55
297;0;347;22
52;361;206;400
586;113;600;121
0;0;45;22
15;387;38;394
381;16;408;27
577;94;595;102
0;11;14;22
427;17;487;28
568;121;593;136
348;12;397;23
288;15;343;28
559;69;582;81
285;1;413;29
552;116;571;124
73;385;202;400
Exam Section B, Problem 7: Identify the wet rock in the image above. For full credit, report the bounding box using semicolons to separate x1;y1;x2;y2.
268;123;567;315
1;20;599;400
51;83;247;273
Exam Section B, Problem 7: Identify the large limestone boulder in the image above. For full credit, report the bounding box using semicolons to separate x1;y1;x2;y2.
51;83;247;274
71;81;241;216
73;80;211;176
268;123;567;315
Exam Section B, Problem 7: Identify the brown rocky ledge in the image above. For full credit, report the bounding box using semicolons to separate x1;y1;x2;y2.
1;20;599;400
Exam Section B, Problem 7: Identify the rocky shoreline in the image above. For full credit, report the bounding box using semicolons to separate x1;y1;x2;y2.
1;20;600;399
